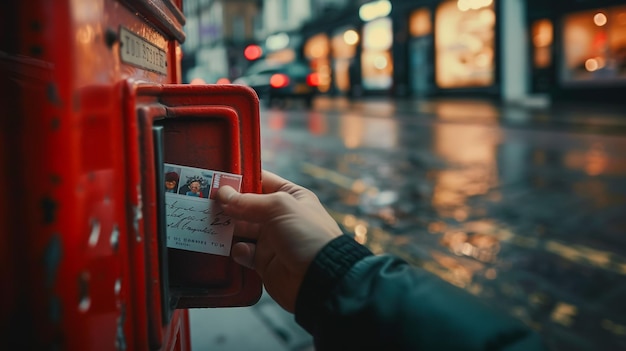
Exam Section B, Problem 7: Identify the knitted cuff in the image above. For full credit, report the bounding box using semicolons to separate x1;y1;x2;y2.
294;234;373;332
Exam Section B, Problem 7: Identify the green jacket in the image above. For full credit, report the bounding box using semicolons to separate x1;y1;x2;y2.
295;235;548;351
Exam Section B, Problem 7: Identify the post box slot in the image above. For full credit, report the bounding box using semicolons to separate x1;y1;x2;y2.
152;125;172;325
156;111;242;294
130;83;262;314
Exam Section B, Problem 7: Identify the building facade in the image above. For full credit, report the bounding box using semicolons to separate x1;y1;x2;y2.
300;0;504;98
251;0;316;67
298;0;626;104
181;0;626;104
527;0;626;103
182;0;261;83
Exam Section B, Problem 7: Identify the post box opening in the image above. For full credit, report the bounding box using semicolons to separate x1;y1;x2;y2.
129;83;263;314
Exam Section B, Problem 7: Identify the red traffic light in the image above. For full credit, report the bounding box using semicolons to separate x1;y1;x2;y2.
244;45;263;60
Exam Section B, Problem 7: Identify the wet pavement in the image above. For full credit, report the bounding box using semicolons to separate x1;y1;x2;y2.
191;97;626;351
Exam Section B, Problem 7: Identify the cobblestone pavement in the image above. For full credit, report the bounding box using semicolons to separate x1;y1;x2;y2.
191;97;626;351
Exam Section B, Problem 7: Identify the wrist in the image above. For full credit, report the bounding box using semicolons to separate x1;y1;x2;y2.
294;234;372;333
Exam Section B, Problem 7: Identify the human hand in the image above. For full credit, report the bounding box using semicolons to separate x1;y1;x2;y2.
216;170;342;312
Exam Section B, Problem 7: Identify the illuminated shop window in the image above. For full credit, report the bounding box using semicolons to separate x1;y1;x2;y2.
561;6;626;85
435;0;495;88
361;17;394;90
532;19;553;69
305;33;331;93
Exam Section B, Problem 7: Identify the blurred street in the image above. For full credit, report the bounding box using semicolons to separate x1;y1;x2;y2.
191;96;626;351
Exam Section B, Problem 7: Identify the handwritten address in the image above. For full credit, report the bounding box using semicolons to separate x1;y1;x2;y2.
166;200;231;235
165;196;235;256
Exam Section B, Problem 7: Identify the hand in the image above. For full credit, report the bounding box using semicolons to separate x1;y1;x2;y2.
216;170;342;312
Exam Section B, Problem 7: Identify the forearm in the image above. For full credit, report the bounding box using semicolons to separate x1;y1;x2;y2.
295;235;547;351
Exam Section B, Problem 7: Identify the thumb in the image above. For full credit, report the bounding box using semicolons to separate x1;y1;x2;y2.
215;184;239;203
216;186;279;222
231;242;256;269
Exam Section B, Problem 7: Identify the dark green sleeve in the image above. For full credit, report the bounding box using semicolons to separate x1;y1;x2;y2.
295;235;548;351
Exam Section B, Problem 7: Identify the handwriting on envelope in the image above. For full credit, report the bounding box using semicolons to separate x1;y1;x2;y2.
163;163;242;256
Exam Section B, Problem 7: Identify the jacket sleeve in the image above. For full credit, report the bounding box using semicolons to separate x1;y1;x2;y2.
295;235;548;351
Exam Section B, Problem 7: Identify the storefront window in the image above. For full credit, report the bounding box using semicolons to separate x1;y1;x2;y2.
435;0;495;89
361;17;394;90
561;6;626;85
532;19;553;69
304;33;331;93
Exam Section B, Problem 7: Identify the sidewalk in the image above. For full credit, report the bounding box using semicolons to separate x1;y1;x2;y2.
189;290;313;351
314;95;626;135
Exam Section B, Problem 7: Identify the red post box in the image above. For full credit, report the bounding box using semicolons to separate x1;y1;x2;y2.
1;1;262;350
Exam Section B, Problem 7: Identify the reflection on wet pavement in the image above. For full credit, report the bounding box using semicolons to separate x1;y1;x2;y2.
260;100;626;351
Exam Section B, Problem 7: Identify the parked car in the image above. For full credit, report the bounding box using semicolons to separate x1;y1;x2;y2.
233;59;319;107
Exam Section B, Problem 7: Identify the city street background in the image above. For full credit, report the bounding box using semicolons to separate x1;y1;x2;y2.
189;96;626;351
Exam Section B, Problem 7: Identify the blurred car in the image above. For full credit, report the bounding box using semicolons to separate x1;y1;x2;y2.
233;59;319;107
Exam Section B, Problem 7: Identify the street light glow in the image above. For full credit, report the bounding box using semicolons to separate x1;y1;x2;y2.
594;13;608;26
359;0;392;22
343;29;359;45
585;58;599;72
457;0;493;12
374;55;388;69
266;32;290;51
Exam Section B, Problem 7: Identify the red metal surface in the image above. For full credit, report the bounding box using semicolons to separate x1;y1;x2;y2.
1;0;261;350
131;83;262;309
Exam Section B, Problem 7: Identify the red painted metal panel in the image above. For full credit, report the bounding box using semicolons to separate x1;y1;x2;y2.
130;83;263;309
1;0;261;350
